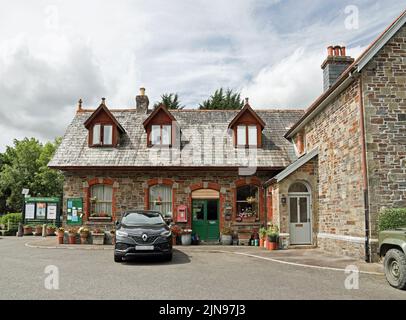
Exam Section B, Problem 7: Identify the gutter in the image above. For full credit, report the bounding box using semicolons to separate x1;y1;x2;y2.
357;75;371;263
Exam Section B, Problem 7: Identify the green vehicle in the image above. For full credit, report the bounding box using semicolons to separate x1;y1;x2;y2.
378;228;406;290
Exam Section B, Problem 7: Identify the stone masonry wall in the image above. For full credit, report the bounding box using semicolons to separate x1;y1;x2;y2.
304;79;366;259
271;158;318;245
362;24;406;240
62;170;271;236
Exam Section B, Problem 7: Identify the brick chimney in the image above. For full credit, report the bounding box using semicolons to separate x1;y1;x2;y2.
136;87;149;113
321;46;354;91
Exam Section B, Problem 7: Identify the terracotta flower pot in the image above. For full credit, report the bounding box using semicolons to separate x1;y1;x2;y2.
58;236;64;244
46;227;56;236
260;238;264;248
68;234;76;244
23;226;33;235
34;225;43;236
80;235;88;244
268;242;278;251
172;236;177;246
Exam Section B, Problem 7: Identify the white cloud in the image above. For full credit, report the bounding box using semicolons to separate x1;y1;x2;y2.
0;0;404;151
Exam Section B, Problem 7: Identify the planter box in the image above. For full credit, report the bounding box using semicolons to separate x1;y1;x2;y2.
181;234;192;245
89;216;112;222
92;233;105;245
220;235;233;245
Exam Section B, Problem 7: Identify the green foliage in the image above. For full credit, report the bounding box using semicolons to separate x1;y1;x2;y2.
199;88;244;110
153;93;184;110
266;224;279;242
378;208;406;231
0;212;22;226
259;227;267;238
0;138;63;212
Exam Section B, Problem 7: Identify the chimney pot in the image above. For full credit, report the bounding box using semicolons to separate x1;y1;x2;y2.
101;97;106;105
334;46;341;56
341;46;346;56
327;46;334;56
245;97;249;105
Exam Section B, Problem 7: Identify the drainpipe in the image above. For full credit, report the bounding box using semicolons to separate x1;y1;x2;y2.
355;73;371;263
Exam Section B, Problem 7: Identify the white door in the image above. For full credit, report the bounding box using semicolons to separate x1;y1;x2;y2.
289;196;311;245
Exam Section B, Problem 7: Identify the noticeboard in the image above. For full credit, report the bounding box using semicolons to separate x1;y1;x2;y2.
23;197;61;226
66;198;83;225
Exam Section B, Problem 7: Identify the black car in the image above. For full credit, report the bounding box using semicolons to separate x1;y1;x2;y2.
114;210;172;262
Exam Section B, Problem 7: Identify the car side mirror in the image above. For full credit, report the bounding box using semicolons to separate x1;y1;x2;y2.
115;220;120;227
165;218;172;225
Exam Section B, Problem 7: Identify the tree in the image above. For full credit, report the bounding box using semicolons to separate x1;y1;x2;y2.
153;93;184;110
199;88;244;110
0;138;64;212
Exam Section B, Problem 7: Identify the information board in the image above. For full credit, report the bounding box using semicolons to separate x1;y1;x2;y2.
66;198;83;225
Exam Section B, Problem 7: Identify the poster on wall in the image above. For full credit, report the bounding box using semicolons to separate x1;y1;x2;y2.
47;204;57;220
36;203;46;219
66;198;83;225
25;203;35;219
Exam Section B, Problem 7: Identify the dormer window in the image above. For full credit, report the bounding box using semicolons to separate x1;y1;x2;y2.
143;104;177;148
151;124;172;146
229;101;265;148
91;124;113;146
84;98;126;148
237;125;258;147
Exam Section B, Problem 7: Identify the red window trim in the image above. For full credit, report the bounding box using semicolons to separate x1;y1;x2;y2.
91;123;114;147
236;124;258;148
148;124;172;147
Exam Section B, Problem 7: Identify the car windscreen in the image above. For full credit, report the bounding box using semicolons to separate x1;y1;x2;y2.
121;212;164;226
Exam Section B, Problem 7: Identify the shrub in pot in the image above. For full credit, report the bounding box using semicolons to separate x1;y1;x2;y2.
78;226;90;244
181;229;192;245
259;227;267;248
220;227;233;245
46;225;56;236
92;228;105;245
68;228;78;244
23;225;33;236
57;227;65;244
266;224;279;250
170;224;182;246
34;225;43;236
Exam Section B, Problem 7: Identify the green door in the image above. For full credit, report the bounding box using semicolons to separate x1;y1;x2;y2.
192;199;219;241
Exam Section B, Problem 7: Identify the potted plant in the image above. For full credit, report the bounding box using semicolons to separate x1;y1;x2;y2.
110;230;116;245
23;225;33;236
259;227;267;248
92;228;105;245
57;227;65;244
34;224;43;236
46;224;56;236
78;226;90;244
266;224;279;250
220;227;233;245
170;224;182;246
68;228;77;244
181;228;192;245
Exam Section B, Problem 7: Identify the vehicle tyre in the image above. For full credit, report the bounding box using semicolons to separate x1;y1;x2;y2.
164;253;173;262
384;249;406;290
114;254;123;263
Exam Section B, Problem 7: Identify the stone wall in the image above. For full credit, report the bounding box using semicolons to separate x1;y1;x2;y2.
270;158;318;244
62;170;272;237
303;79;367;259
362;24;406;239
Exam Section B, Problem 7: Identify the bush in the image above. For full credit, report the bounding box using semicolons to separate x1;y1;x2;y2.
0;213;22;226
378;208;406;231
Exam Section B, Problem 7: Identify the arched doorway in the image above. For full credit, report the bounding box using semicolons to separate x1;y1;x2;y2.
288;182;312;245
191;189;220;242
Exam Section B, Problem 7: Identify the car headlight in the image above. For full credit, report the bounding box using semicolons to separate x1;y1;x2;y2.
116;230;128;237
160;230;172;237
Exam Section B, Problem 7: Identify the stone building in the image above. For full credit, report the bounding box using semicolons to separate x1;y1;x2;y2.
265;10;406;262
49;9;406;261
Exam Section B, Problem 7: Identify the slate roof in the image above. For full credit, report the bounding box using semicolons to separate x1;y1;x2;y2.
48;108;304;169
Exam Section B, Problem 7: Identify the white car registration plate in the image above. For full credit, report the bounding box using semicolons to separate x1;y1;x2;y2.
135;245;154;251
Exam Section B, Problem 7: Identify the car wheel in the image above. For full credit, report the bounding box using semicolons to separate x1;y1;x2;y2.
114;254;123;263
384;249;406;290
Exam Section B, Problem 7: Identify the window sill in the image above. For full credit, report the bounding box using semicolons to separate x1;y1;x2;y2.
88;216;112;222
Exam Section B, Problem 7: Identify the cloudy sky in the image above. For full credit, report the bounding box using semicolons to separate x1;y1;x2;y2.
0;0;405;151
